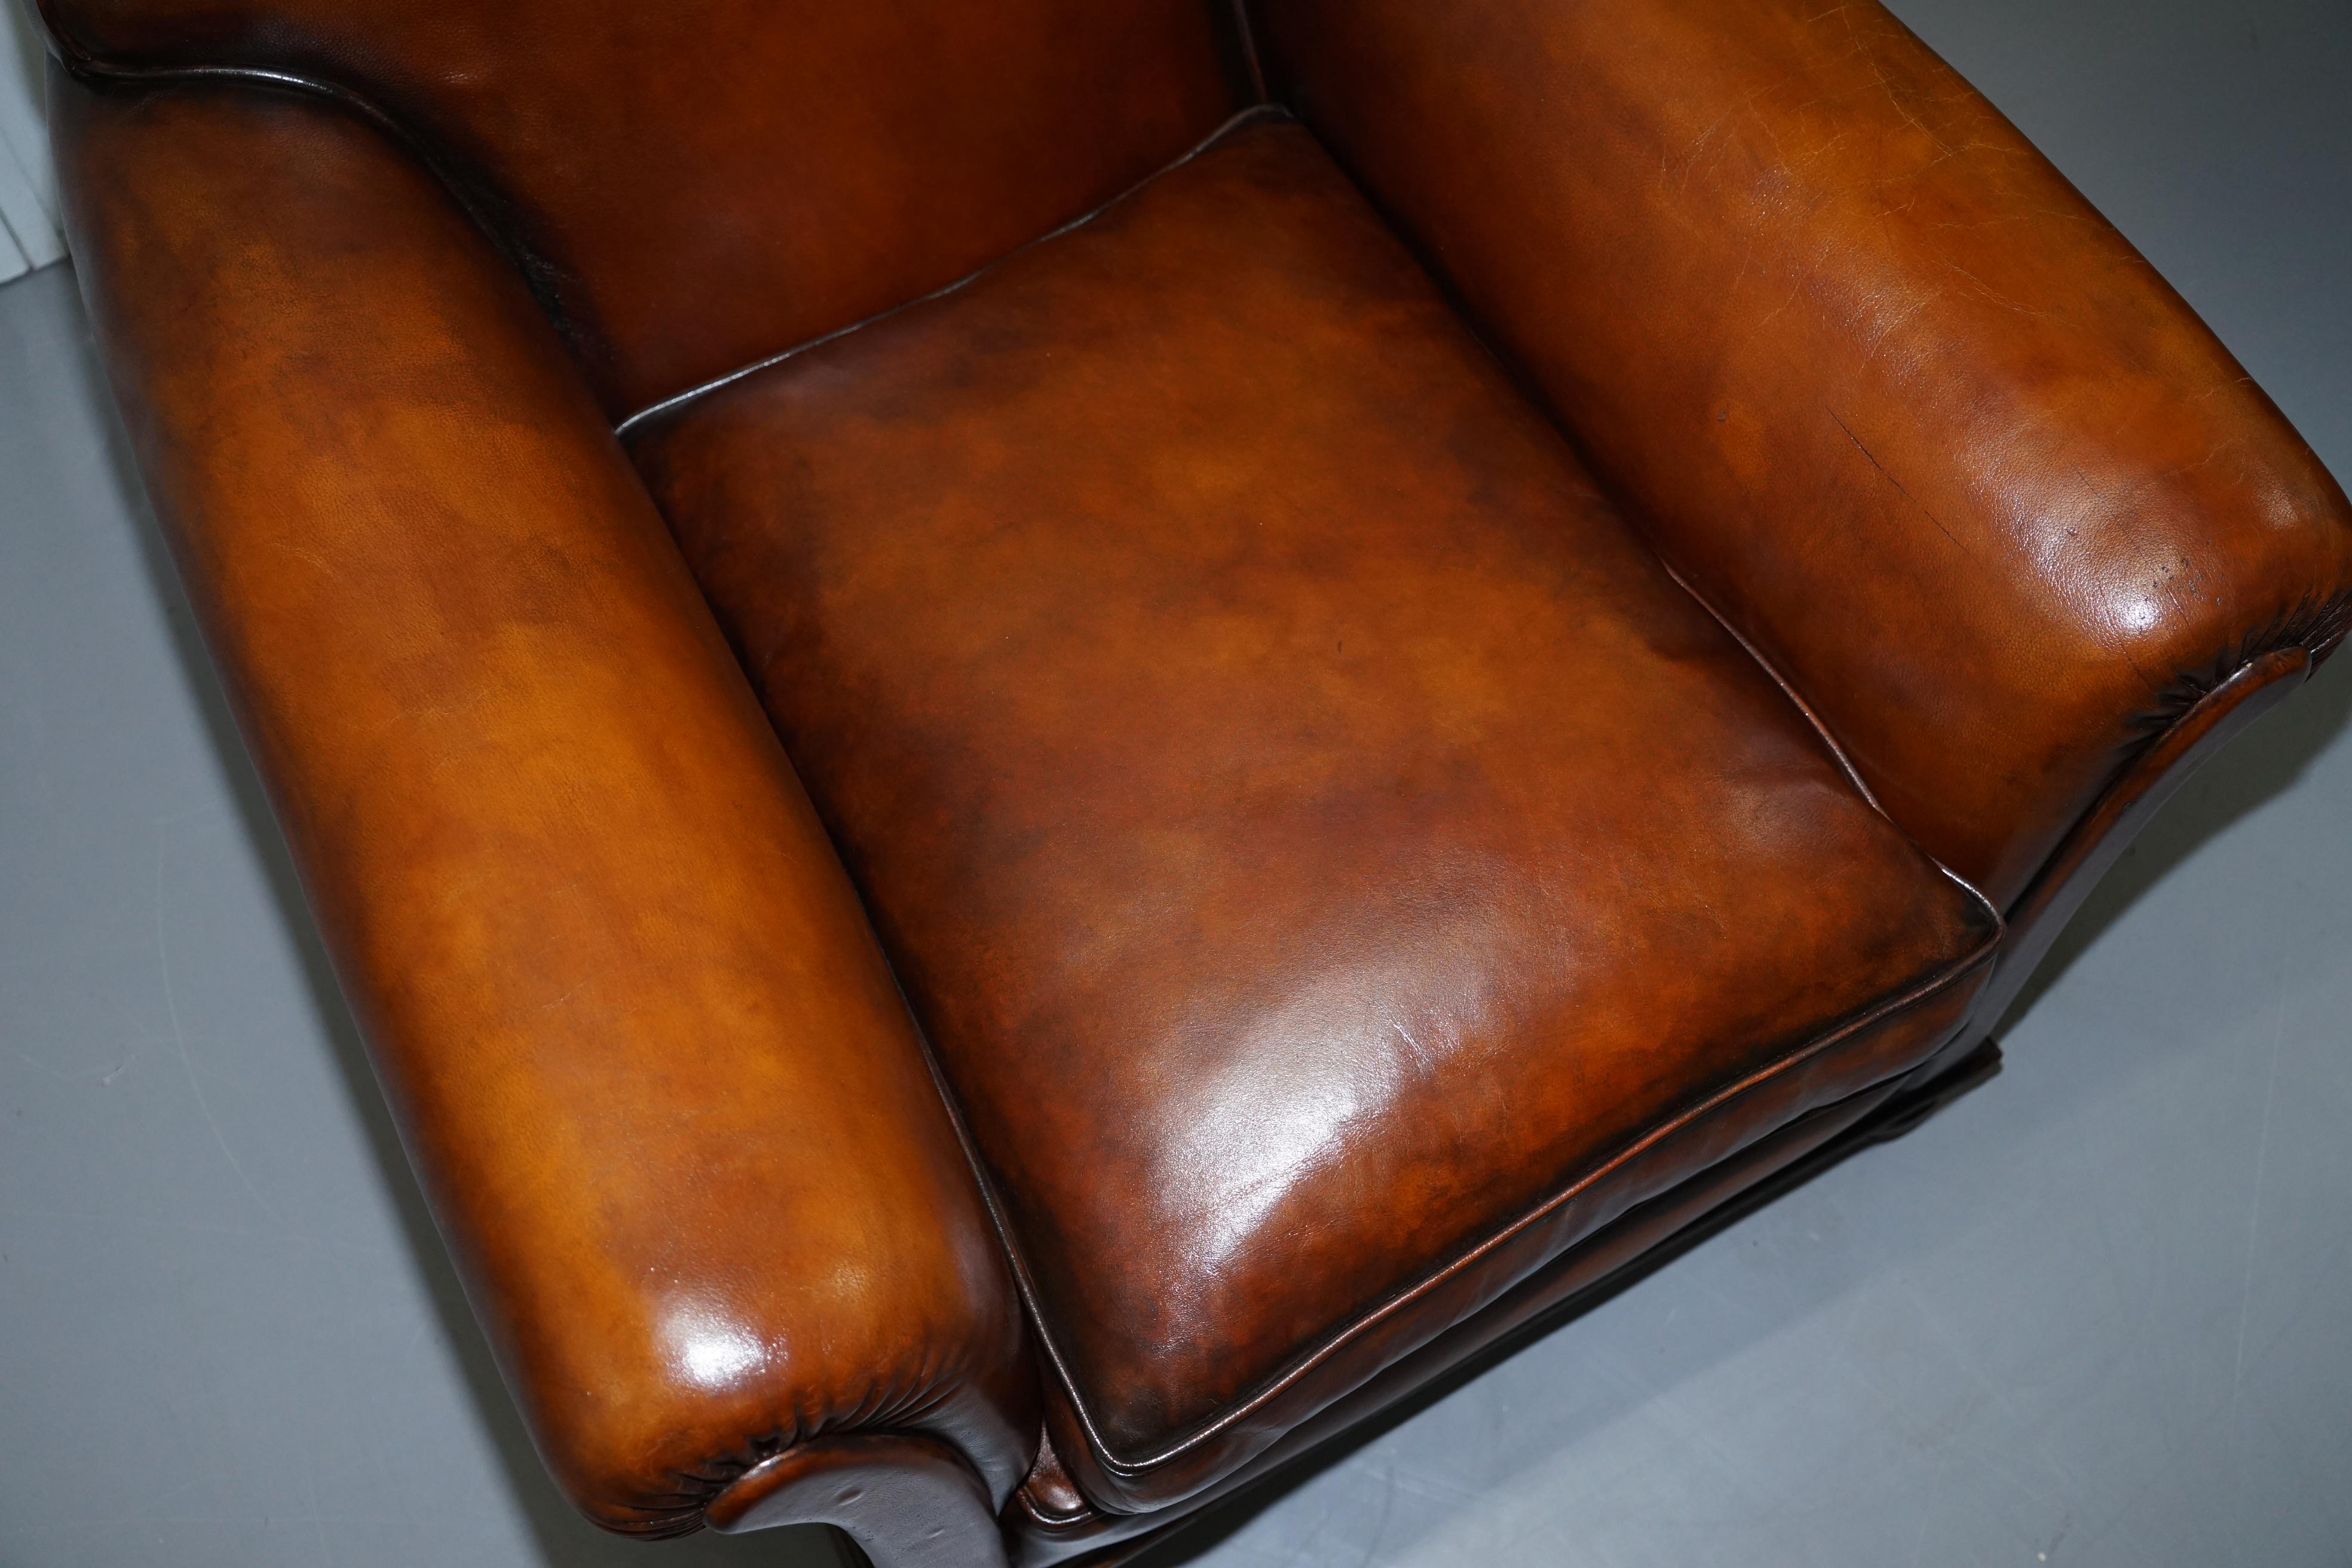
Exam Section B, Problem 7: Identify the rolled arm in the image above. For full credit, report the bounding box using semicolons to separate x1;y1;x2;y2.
51;66;1034;1555
1264;0;2352;910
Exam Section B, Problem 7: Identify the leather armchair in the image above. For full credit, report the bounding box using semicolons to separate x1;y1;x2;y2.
35;0;2348;1563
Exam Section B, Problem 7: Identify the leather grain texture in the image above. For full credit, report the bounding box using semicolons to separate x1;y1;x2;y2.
40;0;1242;417
631;121;2001;1512
50;70;1039;1539
1264;0;2352;911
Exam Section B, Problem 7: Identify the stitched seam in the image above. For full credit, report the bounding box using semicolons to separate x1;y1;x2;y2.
613;103;1294;440
1039;900;2002;1481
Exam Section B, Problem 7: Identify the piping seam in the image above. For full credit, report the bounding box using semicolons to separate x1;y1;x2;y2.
38;43;584;351
1229;0;1270;103
1655;554;1888;816
1025;898;2001;1484
613;103;1293;440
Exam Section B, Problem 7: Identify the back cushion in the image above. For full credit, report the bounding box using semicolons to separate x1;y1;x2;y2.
43;0;1243;415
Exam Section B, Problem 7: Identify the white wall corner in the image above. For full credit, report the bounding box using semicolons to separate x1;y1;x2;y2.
1;1;65;284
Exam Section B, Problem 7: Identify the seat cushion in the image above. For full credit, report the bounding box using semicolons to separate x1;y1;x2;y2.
627;117;2000;1509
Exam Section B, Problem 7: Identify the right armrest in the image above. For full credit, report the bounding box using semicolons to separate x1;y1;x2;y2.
1264;0;2352;915
52;66;1034;1557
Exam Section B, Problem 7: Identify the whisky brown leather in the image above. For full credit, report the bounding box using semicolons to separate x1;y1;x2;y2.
41;0;2352;1553
1006;1046;1996;1564
39;0;1243;416
51;71;1038;1538
631;120;1999;1512
1263;0;2352;911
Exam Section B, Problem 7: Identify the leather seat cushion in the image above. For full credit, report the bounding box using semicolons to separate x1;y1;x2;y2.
628;118;2000;1506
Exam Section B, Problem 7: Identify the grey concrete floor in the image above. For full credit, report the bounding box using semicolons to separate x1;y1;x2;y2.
4;2;2349;1564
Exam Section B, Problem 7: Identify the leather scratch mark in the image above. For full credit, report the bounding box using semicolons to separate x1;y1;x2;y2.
1827;408;1972;556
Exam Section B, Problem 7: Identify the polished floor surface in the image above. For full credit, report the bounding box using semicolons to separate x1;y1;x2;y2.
4;2;2349;1564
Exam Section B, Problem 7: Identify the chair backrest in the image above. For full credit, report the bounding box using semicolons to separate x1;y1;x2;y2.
40;0;1250;416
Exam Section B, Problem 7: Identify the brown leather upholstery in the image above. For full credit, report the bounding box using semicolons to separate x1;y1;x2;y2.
39;0;1244;416
1264;0;2352;910
50;71;1036;1546
38;0;2348;1558
630;119;1999;1511
1009;1042;2005;1564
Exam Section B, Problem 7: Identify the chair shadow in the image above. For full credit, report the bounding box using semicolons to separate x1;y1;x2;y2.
59;228;2352;1568
51;265;851;1568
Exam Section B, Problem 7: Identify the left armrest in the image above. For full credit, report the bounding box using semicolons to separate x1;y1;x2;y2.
1262;0;2352;912
50;65;1036;1556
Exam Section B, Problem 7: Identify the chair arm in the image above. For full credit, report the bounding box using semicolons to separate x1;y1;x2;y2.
51;66;1035;1557
1263;0;2352;908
